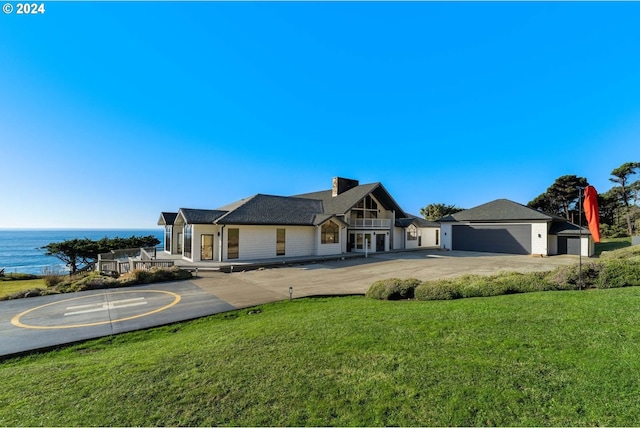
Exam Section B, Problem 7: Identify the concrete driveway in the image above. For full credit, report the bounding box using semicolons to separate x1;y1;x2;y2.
193;249;580;308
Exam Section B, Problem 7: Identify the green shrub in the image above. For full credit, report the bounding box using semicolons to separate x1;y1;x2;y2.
414;279;461;301
596;260;640;288
600;245;640;261
42;266;66;288
545;263;600;290
365;278;421;300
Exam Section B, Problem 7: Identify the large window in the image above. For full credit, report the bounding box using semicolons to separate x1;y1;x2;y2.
164;225;172;252
276;228;286;256
407;225;417;241
351;195;378;221
184;225;193;258
227;228;239;259
321;221;340;244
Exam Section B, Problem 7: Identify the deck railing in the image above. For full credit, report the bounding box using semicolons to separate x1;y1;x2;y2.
349;218;391;229
97;247;171;274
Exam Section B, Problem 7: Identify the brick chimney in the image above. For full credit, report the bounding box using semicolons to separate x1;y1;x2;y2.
332;177;359;197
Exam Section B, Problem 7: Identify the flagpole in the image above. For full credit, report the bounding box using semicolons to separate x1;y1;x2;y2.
577;186;584;290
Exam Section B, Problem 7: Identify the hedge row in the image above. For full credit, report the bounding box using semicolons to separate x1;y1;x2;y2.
367;258;640;301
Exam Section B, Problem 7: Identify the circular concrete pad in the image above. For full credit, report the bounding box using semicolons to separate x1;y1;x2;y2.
12;290;181;329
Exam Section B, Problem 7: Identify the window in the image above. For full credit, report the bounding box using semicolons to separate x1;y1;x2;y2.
407;225;417;241
276;228;285;256
321;221;340;244
164;225;172;252
227;228;239;259
351;195;379;222
184;225;193;258
201;234;214;260
435;229;440;246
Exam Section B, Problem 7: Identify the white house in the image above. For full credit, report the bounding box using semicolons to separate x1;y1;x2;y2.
158;177;440;263
439;199;595;257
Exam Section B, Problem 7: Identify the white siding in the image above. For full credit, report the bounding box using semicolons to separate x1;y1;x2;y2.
418;227;440;247
440;223;453;250
192;225;219;261
582;236;593;257
531;222;548;256
406;225;419;249
315;224;346;256
224;225;316;261
393;227;404;249
548;234;558;256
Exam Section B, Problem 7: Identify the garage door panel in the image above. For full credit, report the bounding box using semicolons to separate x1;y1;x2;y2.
558;237;581;255
452;225;531;255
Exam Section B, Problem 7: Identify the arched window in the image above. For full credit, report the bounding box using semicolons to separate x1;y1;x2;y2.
321;221;340;244
407;225;417;241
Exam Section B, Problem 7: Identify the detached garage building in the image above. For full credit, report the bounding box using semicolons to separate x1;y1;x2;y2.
439;199;594;257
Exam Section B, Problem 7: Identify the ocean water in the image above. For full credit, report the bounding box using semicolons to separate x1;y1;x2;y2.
0;229;164;275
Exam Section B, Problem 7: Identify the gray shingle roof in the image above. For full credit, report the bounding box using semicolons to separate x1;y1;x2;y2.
396;214;440;228
549;219;591;236
439;199;553;222
157;212;178;226
178;208;228;224
165;181;413;228
295;182;407;217
216;194;323;225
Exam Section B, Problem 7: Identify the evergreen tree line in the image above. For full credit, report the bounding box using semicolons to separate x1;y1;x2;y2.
527;162;639;238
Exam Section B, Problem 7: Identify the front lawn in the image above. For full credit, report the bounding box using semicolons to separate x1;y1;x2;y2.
3;289;640;426
595;237;631;255
0;278;45;299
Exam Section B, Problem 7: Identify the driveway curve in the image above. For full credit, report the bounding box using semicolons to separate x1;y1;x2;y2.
193;249;580;308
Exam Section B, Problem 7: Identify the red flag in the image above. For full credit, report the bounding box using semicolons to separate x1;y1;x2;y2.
584;185;601;243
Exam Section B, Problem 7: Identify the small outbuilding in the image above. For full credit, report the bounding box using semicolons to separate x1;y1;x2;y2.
439;199;594;257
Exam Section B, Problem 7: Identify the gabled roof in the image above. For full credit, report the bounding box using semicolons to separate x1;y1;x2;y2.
295;182;407;217
216;194;323;226
162;179;416;228
313;213;349;227
177;208;228;224
396;214;440;228
157;212;178;226
549;219;591;236
439;199;553;222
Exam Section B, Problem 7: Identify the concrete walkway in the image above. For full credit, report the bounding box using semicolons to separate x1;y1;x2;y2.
1;249;580;358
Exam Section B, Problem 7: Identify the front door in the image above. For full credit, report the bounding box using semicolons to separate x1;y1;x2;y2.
201;234;214;260
348;233;355;252
376;234;385;252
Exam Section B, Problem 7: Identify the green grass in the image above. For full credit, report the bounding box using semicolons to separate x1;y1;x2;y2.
4;290;640;426
0;278;45;299
595;237;631;255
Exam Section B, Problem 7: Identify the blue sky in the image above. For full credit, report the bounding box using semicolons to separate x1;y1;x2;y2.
1;1;639;229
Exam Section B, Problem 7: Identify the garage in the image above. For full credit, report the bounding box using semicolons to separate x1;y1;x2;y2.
557;236;581;255
452;224;532;255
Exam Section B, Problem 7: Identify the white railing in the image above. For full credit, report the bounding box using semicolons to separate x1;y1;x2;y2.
97;247;171;274
349;219;391;229
97;258;174;274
